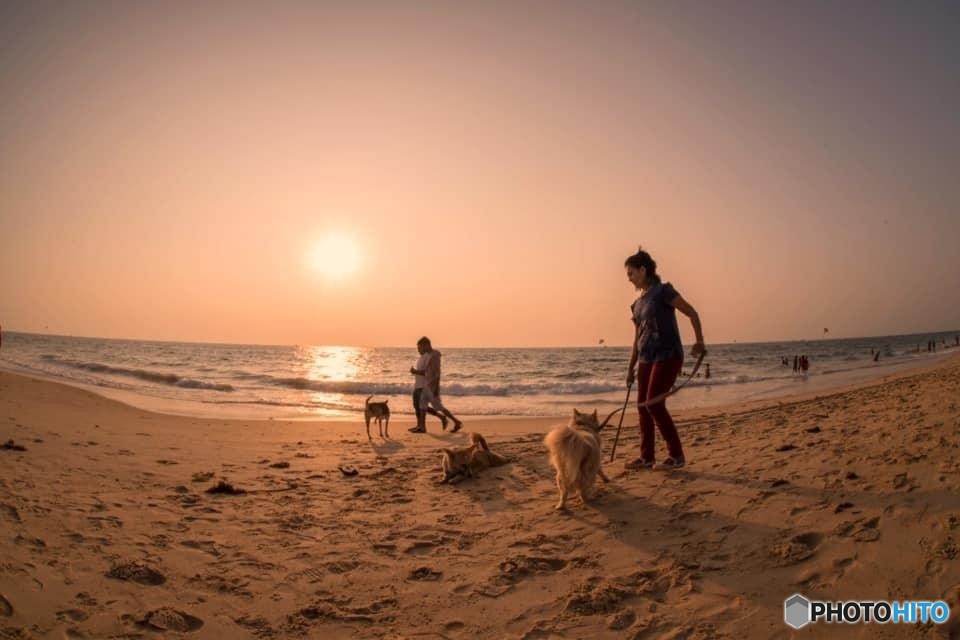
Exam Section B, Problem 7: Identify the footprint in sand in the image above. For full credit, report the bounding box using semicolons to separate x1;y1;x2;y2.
499;556;568;583
74;593;97;607
403;540;442;555
607;609;637;631
770;532;822;566
564;579;633;616
14;534;46;550
0;503;21;523
181;540;222;557
408;567;443;581
56;608;89;623
0;593;13;617
106;561;166;586
325;560;360;574
133;608;204;632
86;515;123;529
852;517;881;542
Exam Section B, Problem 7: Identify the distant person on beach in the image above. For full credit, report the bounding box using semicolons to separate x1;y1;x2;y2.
704;363;711;379
409;336;463;434
873;351;880;362
409;337;447;431
793;355;798;372
623;247;705;471
800;355;809;373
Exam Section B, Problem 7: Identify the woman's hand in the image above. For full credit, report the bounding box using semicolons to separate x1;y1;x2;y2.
626;369;635;387
690;341;707;358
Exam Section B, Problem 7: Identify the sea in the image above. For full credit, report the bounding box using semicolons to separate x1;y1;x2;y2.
0;330;957;421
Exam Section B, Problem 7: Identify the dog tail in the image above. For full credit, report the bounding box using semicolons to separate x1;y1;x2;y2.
365;395;373;407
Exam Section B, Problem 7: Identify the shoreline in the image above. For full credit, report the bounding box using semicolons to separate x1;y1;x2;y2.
1;350;957;427
2;358;960;638
4;330;957;424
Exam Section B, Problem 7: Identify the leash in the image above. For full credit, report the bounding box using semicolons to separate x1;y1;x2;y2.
609;352;705;463
608;380;633;463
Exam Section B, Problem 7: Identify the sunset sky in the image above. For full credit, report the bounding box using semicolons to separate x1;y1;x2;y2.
2;1;958;347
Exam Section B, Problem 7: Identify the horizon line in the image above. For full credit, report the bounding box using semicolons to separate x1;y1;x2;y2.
3;327;958;351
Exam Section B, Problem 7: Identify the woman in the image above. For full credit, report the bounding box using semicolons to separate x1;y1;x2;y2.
624;247;705;470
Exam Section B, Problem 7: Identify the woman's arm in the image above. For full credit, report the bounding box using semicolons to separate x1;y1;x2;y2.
627;323;639;386
670;295;706;357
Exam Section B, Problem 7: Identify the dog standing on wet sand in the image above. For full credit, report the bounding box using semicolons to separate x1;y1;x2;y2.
544;408;620;510
364;396;390;439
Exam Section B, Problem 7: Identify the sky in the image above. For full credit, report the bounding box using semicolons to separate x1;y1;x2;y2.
1;0;959;348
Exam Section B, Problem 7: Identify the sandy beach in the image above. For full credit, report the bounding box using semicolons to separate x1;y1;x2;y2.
2;358;959;639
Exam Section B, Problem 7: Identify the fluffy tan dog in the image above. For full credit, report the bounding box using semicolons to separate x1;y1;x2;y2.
544;408;620;510
440;433;508;484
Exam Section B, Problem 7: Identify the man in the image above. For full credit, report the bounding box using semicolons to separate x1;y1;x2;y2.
408;336;463;434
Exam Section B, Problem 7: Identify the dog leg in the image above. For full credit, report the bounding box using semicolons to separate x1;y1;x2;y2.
365;416;371;440
384;415;390;439
555;472;568;510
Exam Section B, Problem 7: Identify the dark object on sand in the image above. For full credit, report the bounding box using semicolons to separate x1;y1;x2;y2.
205;481;246;495
269;461;290;469
2;440;26;452
338;466;359;477
136;607;204;632
106;560;166;585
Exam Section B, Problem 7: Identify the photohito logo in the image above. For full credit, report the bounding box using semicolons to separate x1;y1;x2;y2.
784;594;950;629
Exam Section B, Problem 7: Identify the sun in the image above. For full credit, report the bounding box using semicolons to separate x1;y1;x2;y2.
304;232;362;281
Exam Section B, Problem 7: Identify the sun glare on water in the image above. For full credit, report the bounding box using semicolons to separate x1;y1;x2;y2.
305;233;362;281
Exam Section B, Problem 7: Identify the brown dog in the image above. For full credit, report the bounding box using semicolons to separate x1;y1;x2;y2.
364;395;390;439
440;433;508;484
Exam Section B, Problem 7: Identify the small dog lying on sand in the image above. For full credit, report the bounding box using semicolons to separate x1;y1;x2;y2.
440;433;508;484
364;396;390;439
544;408;620;510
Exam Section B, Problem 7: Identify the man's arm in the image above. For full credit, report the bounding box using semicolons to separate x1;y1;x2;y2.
425;351;442;390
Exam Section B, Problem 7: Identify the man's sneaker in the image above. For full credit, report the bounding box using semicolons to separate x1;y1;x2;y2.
450;421;463;433
654;457;685;470
408;426;426;433
440;416;449;431
624;457;654;470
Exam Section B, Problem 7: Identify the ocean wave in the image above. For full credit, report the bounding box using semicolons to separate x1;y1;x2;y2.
258;376;624;396
47;359;234;392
